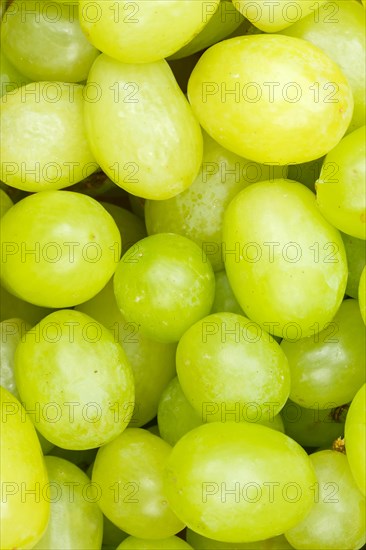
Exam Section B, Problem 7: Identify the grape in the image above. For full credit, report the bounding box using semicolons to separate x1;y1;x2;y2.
176;312;290;423
0;387;50;549
232;0;327;32
0;191;121;307
32;456;103;549
188;35;353;164
1;1;99;82
169;0;245;60
76;279;176;427
100;202;147;256
1;83;98;192
0;317;30;398
144;130;286;272
49;446;97;470
341;233;366;299
223;179;347;338
186;529;294;549
14;309;135;449
285;450;366;549
157;377;203;447
359;267;366;324
280;0;365;133
92;428;185;538
211;270;244;315
84;55;202;200
316;126;366;240
103;515;128;548
0;49;30;97
113;233;215;343
79;0;220;63
0;188;12;219
164;422;316;542
281;400;347;449
0;285;54;326
345;384;365;495
117;535;193;549
281;299;365;409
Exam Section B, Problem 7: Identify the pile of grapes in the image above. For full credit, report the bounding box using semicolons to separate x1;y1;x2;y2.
0;0;365;548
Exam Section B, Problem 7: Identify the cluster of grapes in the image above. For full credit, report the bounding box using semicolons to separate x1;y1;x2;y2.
0;0;365;549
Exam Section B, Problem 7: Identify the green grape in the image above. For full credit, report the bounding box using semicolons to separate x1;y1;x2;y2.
33;456;103;549
76;279;176;427
49;447;97;471
145;130;287;272
0;191;121;308
147;424;160;437
117;536;193;549
176;312;290;423
14;309;135;450
232;0;327;32
114;233;215;344
128;195;145;220
223;179;347;338
281;299;365;409
0;387;50;549
281;400;347;448
285;450;366;549
186;529;294;549
341;233;366;299
79;0;220;63
0;285;54;326
1;1;99;82
287;157;324;192
1;83;98;192
164;422;316;542
101;202;147;255
279;0;365;133
84;55;202;200
92;428;185;538
103;515;128;547
0;49;30;97
157;377;203;447
0;317;30;398
188;35;353;164
211;270;244;315
0;188;13;218
345;384;365;495
316;126;366;240
169;0;245;60
359;267;366;323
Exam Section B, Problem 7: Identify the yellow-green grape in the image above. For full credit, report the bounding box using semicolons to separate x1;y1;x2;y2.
84;55;202;200
79;0;220;63
0;318;30;398
100;202;147;255
186;529;294;549
359;267;366;323
316;126;366;240
0;285;54;326
117;536;194;549
1;1;99;82
145;130;287;272
0;188;13;218
76;279;176;428
114;233;215;343
0;191;121;308
341;233;366;299
232;0;327;32
188;35;353;164
279;0;365;133
164;422;316;542
33;456;103;549
0;387;50;549
1;83;98;191
14;309;135;450
0;49;30;97
211;270;244;315
345;384;366;495
169;0;245;60
223;179;347;338
285;450;366;549
92;428;185;538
